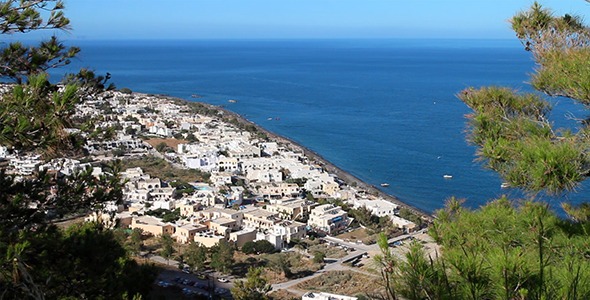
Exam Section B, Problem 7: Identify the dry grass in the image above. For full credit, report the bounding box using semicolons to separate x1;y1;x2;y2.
335;228;372;242
295;270;384;298
269;289;300;300
144;138;188;149
308;244;347;259
52;216;86;230
232;252;323;284
121;155;210;183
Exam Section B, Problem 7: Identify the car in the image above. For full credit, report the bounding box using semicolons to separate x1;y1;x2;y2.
182;268;191;274
218;277;229;283
156;281;170;287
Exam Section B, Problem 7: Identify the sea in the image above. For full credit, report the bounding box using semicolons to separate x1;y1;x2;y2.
50;38;589;215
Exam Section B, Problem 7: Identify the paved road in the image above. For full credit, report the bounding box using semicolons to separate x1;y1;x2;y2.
271;229;428;294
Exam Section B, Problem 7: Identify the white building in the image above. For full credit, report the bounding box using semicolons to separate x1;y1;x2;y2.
9;154;42;175
210;171;233;187
352;199;398;219
39;158;90;176
273;220;307;247
302;292;357;300
246;169;282;183
217;156;239;172
307;204;351;234
181;154;218;172
0;146;7;160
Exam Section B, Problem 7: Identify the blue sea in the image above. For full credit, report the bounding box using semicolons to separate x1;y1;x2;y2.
52;39;589;214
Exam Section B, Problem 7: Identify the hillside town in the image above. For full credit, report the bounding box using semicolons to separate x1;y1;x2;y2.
0;86;425;299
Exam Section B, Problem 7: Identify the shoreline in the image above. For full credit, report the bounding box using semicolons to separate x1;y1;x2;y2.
162;95;434;221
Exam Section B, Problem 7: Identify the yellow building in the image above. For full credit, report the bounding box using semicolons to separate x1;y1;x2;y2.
131;215;174;236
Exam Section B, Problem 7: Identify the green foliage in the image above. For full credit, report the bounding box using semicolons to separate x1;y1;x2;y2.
170;180;195;195
0;163;123;230
349;206;378;227
398;208;423;228
458;3;590;196
120;87;132;94
231;267;272;300
185;133;199;143
159;233;175;264
62;68;115;96
184;242;208;271
312;251;326;264
374;233;398;300
396;242;455;300
241;240;276;255
0;74;81;157
0;0;70;34
0;1;142;298
425;199;590;300
0;222;157;299
285;177;307;187
511;2;590;105
155;142;169;152
210;240;235;274
145;208;180;223
125;126;137;135
127;228;144;256
0;36;79;83
458;86;587;195
264;253;293;278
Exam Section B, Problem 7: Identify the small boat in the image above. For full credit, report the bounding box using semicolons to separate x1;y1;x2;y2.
501;182;511;189
228;99;237;103
443;175;453;179
190;94;202;98
267;117;273;120
275;117;280;120
380;183;390;187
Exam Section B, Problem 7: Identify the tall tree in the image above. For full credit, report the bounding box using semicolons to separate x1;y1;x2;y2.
0;1;151;298
185;242;208;272
159;233;175;265
376;2;590;300
0;0;79;83
458;1;590;195
127;228;144;256
210;240;235;274
374;233;398;300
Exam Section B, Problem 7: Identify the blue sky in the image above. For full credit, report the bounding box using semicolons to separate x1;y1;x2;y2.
18;0;590;40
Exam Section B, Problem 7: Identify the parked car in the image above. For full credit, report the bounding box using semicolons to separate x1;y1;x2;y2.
218;277;229;283
157;281;170;287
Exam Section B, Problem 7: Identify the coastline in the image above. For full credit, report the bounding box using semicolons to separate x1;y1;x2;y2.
162;95;434;221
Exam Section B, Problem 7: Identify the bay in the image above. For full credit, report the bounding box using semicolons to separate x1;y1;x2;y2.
52;38;589;214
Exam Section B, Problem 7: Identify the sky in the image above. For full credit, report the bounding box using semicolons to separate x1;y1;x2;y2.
17;0;590;40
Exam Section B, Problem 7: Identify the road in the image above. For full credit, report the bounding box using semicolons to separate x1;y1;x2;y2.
145;228;427;297
271;229;428;294
146;253;234;298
